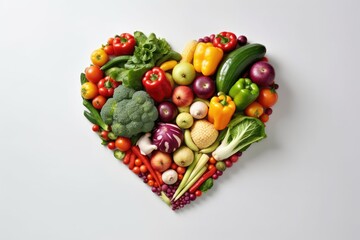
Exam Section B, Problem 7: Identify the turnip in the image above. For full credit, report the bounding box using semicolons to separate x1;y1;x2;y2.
189;101;208;119
161;169;178;185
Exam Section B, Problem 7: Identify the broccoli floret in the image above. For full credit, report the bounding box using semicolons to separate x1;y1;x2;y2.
132;91;149;105
100;98;117;125
100;85;159;138
113;85;135;101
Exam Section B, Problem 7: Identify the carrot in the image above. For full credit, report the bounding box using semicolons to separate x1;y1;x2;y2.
189;166;216;193
154;171;163;185
132;146;162;187
128;153;136;170
122;150;132;165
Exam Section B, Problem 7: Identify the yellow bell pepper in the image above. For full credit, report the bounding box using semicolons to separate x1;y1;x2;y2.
208;92;236;130
193;42;223;76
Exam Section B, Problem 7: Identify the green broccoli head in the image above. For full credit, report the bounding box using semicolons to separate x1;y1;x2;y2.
100;85;158;138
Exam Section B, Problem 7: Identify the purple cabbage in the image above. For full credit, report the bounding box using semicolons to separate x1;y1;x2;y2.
152;123;183;153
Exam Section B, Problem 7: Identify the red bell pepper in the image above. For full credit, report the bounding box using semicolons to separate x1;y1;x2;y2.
113;33;136;56
142;67;172;102
212;31;237;52
97;76;119;97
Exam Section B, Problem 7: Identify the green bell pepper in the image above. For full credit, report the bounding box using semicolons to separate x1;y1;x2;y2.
229;78;259;111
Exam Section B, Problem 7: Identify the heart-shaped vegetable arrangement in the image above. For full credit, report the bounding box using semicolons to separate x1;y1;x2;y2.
80;31;278;211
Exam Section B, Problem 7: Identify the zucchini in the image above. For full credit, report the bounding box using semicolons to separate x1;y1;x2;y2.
215;43;266;94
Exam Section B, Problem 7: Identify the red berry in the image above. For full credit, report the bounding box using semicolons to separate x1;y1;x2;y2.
212;174;218;180
230;154;239;163
225;160;233;168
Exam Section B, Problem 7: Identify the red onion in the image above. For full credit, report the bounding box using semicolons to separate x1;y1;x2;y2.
152;123;183;153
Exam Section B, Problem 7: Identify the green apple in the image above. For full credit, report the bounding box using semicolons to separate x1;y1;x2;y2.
177;106;190;113
173;146;194;167
176;112;194;129
172;62;196;85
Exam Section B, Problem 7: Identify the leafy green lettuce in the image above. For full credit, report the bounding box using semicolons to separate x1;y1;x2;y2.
106;31;173;90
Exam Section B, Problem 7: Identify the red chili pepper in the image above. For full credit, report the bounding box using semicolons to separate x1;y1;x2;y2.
142;67;172;102
122;150;132;165
97;76;119;97
212;32;237;52
113;33;136;56
128;153;136;170
189;167;217;193
131;146;162;187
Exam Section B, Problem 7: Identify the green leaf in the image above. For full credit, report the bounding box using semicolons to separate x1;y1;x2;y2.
199;178;213;193
80;73;87;84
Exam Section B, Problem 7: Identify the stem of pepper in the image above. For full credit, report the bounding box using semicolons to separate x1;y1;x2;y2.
217;34;229;44
217;92;228;106
150;73;159;81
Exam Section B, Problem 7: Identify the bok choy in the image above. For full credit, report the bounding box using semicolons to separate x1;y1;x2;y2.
212;115;266;161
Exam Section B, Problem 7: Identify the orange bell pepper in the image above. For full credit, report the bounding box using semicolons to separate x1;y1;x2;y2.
208;92;236;130
193;42;223;76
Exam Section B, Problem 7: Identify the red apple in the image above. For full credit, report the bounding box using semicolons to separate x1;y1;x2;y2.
192;75;215;99
150;151;172;172
172;86;194;107
249;61;275;87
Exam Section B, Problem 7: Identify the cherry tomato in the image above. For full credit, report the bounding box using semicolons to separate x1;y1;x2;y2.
140;165;147;173
92;95;107;110
147;174;154;181
178;174;184;180
260;114;269;123
134;159;142;167
195;190;202;197
115;137;131;152
103;45;114;55
244;101;264;118
257;88;278;108
132;166;141;175
171;163;178;170
100;131;109;140
208;164;215;171
176;166;186;175
107;141;116;150
92;124;99;132
91;48;109;67
81;82;98;99
147;180;154;187
209;157;217;165
85;65;103;84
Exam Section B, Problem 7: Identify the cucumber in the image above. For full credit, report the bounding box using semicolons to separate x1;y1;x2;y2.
215;43;266;94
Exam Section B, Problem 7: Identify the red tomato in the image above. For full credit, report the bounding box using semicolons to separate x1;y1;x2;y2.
115;137;132;152
85;65;103;84
92;95;107;110
134;159;142;167
257;88;278;108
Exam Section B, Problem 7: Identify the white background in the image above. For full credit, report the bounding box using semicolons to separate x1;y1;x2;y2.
0;0;359;239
